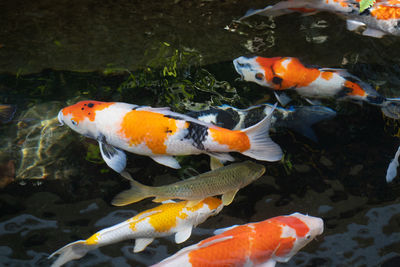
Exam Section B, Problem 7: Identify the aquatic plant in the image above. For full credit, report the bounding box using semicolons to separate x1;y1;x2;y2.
359;0;376;12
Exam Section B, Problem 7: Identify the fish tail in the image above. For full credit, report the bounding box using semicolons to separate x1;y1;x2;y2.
48;240;90;267
0;104;16;123
111;178;153;206
241;104;283;161
279;106;336;141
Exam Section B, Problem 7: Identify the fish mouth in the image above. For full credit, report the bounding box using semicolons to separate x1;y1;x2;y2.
232;58;246;80
57;110;64;126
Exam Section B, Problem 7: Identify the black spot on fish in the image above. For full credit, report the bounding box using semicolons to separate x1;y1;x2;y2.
335;87;353;98
396;21;400;29
184;122;208;150
243;106;267;128
272;76;283;85
88;112;91;115
164;114;185;120
165;127;173;133
360;8;370;16
84;103;87;106
367;95;385;104
88;103;94;108
81;107;84;110
215;108;240;130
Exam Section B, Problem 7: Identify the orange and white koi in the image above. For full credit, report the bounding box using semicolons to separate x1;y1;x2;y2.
241;0;400;38
233;56;385;106
152;212;324;267
58;101;282;172
48;197;223;267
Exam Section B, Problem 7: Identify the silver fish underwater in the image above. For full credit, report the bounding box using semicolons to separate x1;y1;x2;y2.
240;0;400;38
112;161;266;207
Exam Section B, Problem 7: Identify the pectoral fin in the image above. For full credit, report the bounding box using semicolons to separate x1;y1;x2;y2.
133;238;154;253
346;19;366;31
274;91;292;106
210;156;224;170
222;189;239;206
175;227;193;244
256;260;276;267
151;155;181;169
99;141;127;173
362;28;386;38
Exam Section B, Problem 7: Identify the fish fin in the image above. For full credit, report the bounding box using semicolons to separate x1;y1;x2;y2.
241;104;283;162
136;106;171;112
240;2;299;20
111;178;152;206
150;155;181;169
222;189;239;206
152;197;172;203
362;28;386;38
213;225;239;235
386;145;400;183
319;68;349;76
120;171;135;181
99;141;127;173
274;91;292;106
186;199;203;207
0;104;16;123
133;238;154;253
280;106;336;141
161;199;177;204
48;240;89;267
256;260;277;267
346;19;366;31
381;99;400;119
206;152;235;163
175;227;193;244
210;156;224;170
304;98;322;106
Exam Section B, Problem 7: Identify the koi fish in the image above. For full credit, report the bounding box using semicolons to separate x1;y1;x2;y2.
112;161;265;207
151;212;324;267
58;101;282;172
240;0;400;38
234;56;385;105
0;104;16;123
48;197;223;267
187;103;336;141
386;145;400;182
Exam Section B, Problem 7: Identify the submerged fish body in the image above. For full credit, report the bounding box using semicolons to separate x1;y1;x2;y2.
58;100;282;172
112;161;266;207
187;103;336;141
241;0;400;38
233;56;385;105
152;212;324;267
48;197;223;267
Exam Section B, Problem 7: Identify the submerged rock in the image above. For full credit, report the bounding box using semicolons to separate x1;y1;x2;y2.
14;102;78;180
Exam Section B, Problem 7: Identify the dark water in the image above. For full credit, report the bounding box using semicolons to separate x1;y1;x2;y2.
1;1;400;266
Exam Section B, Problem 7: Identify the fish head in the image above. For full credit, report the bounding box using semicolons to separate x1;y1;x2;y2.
241;161;266;181
233;56;281;87
58;100;111;139
274;212;323;261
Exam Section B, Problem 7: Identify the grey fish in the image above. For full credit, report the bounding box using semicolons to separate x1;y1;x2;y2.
112;161;266;207
186;104;336;141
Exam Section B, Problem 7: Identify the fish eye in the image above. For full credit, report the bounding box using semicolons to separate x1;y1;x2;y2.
255;73;264;81
306;234;311;240
71;119;78;126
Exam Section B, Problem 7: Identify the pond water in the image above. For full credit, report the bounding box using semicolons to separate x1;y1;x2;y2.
1;0;400;266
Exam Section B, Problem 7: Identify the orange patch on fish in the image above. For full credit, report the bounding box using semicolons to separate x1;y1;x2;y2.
128;199;216;233
85;233;100;245
61;100;114;123
119;110;186;154
344;81;367;96
321;71;334;80
255;57;282;84
274;58;320;89
271;216;310;237
209;127;250;152
371;5;400;20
